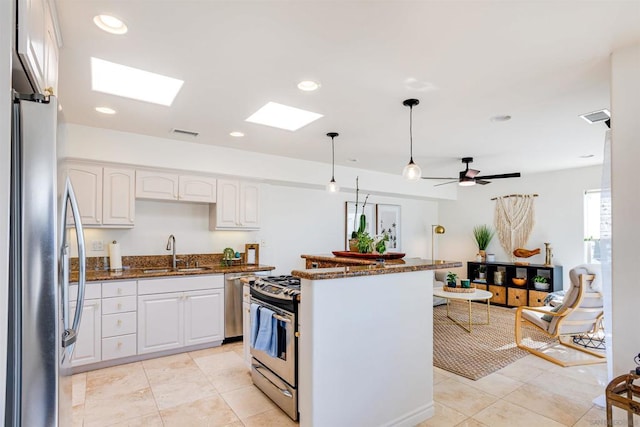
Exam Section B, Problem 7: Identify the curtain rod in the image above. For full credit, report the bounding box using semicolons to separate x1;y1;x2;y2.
491;193;539;201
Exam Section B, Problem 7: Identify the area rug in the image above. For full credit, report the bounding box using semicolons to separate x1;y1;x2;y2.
433;303;554;380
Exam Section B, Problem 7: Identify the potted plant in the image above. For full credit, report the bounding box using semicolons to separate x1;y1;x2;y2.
446;271;458;288
533;275;549;290
473;224;495;261
349;177;371;252
478;265;487;280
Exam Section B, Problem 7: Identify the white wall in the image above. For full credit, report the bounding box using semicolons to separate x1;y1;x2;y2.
438;165;603;287
0;0;13;420
610;44;640;376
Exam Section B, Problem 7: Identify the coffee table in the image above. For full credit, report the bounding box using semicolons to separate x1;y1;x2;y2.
433;286;493;333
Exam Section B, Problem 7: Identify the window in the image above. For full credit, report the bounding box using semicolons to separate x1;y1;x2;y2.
584;189;603;263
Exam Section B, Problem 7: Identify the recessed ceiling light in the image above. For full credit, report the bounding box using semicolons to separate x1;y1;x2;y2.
95;106;116;115
490;115;512;122
297;80;321;92
245;102;323;131
230;131;245;137
91;57;184;106
93;15;128;35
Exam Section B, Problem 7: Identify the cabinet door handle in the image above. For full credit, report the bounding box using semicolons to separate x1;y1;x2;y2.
117;341;122;348
117;319;122;326
117;303;122;309
117;288;122;295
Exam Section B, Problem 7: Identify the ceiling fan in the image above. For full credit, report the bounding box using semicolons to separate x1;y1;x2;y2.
422;157;521;186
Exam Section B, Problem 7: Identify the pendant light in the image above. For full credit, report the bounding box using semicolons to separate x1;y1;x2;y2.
402;99;422;180
326;132;340;192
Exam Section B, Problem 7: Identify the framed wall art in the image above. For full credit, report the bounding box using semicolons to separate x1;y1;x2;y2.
376;204;401;251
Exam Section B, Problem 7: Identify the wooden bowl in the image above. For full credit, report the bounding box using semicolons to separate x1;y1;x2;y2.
512;277;527;286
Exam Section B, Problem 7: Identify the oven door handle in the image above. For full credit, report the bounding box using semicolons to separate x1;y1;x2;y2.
273;314;291;323
254;365;293;398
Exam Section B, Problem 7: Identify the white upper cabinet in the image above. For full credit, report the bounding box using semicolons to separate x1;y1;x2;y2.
210;180;260;230
135;170;179;201
178;175;217;203
136;170;216;203
67;164;103;226
17;0;60;95
65;162;135;227
103;167;135;226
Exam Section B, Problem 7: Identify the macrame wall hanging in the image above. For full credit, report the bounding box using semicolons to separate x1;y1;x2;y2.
492;194;537;260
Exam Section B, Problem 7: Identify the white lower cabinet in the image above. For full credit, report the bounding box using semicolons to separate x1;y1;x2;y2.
138;292;184;354
138;275;224;355
70;298;101;367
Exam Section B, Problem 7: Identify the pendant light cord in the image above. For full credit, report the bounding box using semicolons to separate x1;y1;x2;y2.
331;136;336;180
409;105;414;163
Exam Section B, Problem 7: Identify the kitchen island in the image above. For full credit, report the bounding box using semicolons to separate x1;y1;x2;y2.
292;257;461;427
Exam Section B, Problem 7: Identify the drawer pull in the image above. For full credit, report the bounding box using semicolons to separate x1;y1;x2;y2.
117;303;122;309
117;342;122;348
117;319;122;326
117;288;122;295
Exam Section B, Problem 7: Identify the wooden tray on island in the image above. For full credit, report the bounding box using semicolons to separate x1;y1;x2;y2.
332;251;405;260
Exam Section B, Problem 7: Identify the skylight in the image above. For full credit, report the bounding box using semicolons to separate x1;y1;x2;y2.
245;102;323;131
91;57;184;106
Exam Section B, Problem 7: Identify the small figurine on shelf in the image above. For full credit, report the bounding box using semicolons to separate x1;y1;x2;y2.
544;242;553;266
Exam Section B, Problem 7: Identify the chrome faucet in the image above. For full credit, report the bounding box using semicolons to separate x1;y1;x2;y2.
166;234;183;269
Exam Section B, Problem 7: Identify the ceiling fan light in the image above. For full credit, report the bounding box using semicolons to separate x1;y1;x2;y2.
402;160;422;180
326;179;340;193
459;177;476;186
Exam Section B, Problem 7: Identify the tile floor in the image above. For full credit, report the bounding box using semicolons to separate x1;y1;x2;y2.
73;341;637;426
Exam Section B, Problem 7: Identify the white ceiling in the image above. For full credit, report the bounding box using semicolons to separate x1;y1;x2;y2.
56;1;640;181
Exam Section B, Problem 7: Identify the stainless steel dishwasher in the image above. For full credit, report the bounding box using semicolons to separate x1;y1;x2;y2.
224;273;255;339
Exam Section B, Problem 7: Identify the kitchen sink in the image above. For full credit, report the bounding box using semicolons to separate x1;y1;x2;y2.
176;267;211;272
142;268;171;274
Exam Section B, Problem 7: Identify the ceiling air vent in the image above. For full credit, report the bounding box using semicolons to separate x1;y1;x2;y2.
579;109;610;124
171;128;199;137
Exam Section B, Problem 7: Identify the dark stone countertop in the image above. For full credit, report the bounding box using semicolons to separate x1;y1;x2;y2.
71;264;275;282
292;257;462;280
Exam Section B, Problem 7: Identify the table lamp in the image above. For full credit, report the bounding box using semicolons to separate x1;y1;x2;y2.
431;224;446;264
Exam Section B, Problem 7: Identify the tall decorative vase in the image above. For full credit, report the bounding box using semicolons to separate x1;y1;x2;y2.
479;250;486;262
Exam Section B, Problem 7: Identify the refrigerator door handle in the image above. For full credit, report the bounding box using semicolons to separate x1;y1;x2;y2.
60;177;86;348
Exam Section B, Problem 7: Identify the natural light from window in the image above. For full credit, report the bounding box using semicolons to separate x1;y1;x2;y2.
91;57;184;106
584;189;602;264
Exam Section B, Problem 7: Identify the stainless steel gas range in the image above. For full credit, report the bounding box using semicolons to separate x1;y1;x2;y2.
248;275;301;420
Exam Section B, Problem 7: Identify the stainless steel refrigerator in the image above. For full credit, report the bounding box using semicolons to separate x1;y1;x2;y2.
5;93;87;426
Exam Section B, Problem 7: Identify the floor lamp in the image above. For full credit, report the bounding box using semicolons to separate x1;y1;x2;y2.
432;225;445;264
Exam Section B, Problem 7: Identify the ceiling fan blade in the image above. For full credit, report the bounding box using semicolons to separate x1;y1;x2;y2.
476;179;491;185
433;180;458;187
465;168;480;178
421;177;458;180
475;172;521;180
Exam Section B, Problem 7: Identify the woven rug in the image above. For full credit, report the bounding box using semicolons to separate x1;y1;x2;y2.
433;303;554;380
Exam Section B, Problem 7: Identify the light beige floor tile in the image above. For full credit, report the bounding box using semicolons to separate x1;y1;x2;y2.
107;412;163;426
221;385;278;419
453;372;524;398
574;405;640;426
189;343;235;360
72;372;87;406
141;351;193;371
241;408;298;426
455;418;489;427
503;383;591;425
85;362;149;399
434;368;452;385
148;371;218;410
415;401;467;427
433;378;498;417
472;400;565;427
83;387;158;427
207;363;253;393
193;349;247;376
72;403;84;427
548;362;609;388
160;395;241;427
143;352;203;384
527;370;605;403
